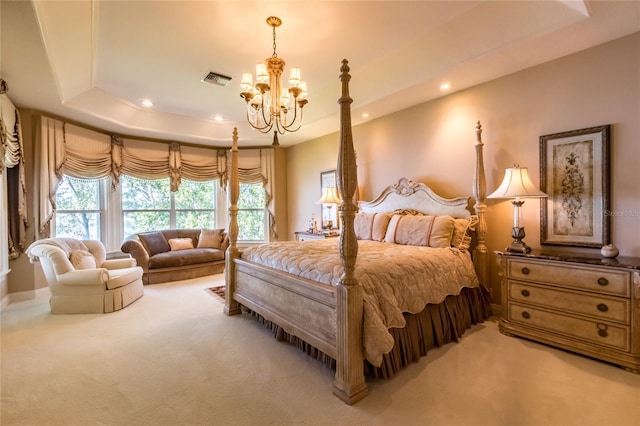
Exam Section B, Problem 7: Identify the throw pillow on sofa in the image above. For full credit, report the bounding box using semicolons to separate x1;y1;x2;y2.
168;238;194;251
138;232;171;256
197;229;225;249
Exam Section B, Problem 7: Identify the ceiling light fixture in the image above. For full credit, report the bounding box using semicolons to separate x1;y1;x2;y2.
240;16;308;146
141;99;153;107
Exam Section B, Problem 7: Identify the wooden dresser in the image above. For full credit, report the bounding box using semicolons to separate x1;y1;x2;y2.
496;250;640;373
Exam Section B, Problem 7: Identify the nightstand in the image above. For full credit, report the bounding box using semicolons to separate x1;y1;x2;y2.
295;231;339;241
496;250;640;373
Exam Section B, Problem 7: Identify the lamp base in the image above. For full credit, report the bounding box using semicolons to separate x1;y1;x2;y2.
505;227;532;254
505;240;532;254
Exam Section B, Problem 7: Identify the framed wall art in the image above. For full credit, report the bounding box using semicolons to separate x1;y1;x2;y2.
539;124;610;247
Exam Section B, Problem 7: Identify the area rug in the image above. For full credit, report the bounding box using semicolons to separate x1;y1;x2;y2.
206;285;225;303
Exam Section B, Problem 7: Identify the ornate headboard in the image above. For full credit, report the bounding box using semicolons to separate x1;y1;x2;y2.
358;177;472;218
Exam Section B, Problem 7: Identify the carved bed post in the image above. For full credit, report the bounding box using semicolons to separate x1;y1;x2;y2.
333;59;368;405
472;121;489;289
224;128;241;316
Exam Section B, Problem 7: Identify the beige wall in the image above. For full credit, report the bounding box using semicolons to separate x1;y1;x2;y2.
287;32;640;304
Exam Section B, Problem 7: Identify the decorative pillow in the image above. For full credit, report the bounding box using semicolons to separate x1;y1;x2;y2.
354;213;375;240
69;249;97;270
371;213;391;242
168;238;194;251
197;229;225;249
354;213;391;241
385;214;455;248
451;215;479;251
139;232;171;256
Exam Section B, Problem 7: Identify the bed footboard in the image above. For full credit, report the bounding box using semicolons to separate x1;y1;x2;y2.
234;259;337;358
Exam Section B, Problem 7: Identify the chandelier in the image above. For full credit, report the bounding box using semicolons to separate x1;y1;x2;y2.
240;16;308;146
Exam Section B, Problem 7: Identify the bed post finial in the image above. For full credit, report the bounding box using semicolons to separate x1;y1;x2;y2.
333;59;368;405
225;128;241;316
473;121;489;289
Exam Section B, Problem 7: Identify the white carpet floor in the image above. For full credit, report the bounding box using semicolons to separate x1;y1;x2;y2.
2;274;639;426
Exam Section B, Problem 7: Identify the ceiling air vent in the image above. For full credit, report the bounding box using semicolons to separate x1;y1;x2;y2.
201;71;232;87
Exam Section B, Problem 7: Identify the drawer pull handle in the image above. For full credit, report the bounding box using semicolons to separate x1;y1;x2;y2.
521;267;530;275
521;311;531;319
597;303;609;312
521;289;530;297
597;323;608;338
597;277;609;286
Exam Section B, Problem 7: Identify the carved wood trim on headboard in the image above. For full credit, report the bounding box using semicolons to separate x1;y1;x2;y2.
358;177;471;218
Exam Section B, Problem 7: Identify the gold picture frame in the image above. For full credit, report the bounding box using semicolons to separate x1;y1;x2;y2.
539;125;611;247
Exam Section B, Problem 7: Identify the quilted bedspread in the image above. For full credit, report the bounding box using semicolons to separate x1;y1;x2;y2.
241;239;480;366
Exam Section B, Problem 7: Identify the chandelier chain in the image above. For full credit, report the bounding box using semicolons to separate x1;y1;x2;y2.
272;26;278;58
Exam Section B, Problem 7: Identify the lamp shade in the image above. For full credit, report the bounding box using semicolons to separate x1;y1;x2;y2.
316;187;342;204
488;165;547;199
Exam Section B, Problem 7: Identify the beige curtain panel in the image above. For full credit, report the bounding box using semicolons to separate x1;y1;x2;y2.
1;86;28;257
228;149;277;240
37;116;239;237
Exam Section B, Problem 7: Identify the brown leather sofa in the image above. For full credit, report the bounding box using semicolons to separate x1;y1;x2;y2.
121;229;228;284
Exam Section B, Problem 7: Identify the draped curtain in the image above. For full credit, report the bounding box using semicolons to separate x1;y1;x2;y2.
1;81;28;259
224;149;277;240
38;116;274;238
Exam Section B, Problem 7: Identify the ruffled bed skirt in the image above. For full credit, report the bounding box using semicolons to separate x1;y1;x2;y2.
244;284;492;379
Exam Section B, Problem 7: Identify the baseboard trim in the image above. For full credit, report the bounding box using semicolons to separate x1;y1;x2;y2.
491;303;502;316
1;287;51;311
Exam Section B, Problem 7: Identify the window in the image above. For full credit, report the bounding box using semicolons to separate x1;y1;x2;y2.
121;175;217;236
175;179;216;229
121;176;170;235
54;176;103;240
237;182;266;241
51;174;266;248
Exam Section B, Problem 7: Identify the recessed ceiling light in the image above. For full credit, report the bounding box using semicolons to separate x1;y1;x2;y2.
141;99;154;107
362;113;370;119
440;82;451;91
213;115;224;122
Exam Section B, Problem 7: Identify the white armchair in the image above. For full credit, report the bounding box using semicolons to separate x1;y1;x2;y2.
26;238;144;314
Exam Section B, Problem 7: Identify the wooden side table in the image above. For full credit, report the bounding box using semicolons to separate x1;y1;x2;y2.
496;249;640;373
295;231;339;241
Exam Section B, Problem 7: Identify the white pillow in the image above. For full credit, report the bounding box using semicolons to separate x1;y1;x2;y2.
69;249;97;270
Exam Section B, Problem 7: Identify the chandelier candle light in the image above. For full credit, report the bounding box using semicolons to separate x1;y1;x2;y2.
240;16;308;146
488;165;548;253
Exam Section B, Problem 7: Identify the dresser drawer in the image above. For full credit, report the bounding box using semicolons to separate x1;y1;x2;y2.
508;303;630;352
509;281;630;323
508;259;630;297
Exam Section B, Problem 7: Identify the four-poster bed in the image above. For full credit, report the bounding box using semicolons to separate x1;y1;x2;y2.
224;59;490;404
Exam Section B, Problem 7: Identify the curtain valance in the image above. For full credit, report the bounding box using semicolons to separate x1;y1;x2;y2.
38;116;275;238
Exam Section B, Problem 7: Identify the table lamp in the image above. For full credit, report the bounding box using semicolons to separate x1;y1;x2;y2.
488;164;547;253
316;186;341;229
